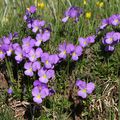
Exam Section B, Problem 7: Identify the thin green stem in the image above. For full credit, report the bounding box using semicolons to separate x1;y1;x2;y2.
5;57;15;83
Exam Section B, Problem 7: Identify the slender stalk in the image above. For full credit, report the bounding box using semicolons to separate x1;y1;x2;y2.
2;0;8;26
12;0;17;16
5;57;15;83
67;0;72;6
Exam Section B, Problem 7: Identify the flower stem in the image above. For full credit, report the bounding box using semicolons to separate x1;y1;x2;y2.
5;57;15;83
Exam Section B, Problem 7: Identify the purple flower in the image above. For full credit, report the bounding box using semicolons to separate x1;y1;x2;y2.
26;6;36;15
7;87;13;94
62;6;83;23
32;86;49;104
113;32;120;41
35;30;50;46
33;80;46;87
42;29;51;42
103;32;115;45
35;33;42;46
32;20;45;33
15;47;23;63
6;44;13;56
100;18;109;29
109;14;120;26
32;61;41;72
3;37;11;45
0;48;5;60
38;69;55;83
66;43;75;54
58;42;67;59
33;80;48;90
76;80;95;98
86;35;95;44
28;48;43;62
29;6;37;13
41;53;52;69
22;37;35;53
49;88;55;96
49;54;59;65
71;45;83;61
105;45;115;52
13;43;20;50
78;37;88;48
99;14;120;30
32;20;40;33
24;62;34;77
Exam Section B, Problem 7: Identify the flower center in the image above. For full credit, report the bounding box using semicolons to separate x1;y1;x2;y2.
8;49;12;53
84;41;87;45
109;38;113;42
114;19;119;23
82;89;86;93
35;26;39;31
0;50;3;54
18;54;22;58
27;8;30;11
32;55;36;59
36;94;41;99
63;50;66;54
43;74;47;79
46;60;49;64
28;68;32;72
39;39;42;42
72;52;76;56
26;42;30;47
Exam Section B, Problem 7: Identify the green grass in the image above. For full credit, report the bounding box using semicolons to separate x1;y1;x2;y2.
0;0;119;120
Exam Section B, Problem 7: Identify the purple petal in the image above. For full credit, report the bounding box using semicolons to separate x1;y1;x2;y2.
39;76;48;83
24;62;32;69
42;30;51;42
32;87;39;96
76;80;86;89
40;88;49;98
32;61;41;71
78;90;87;98
33;80;41;86
72;53;78;61
86;82;95;94
24;69;34;77
62;16;69;23
66;43;75;54
33;96;42;104
36;48;43;58
46;69;55;79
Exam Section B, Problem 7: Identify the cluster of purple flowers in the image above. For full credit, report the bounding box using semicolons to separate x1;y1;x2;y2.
0;5;96;104
98;14;120;51
99;14;120;30
0;33;18;60
58;35;95;61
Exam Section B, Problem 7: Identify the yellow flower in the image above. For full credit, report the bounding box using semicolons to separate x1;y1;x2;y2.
99;2;104;8
96;1;104;8
83;0;87;5
85;12;91;19
38;2;45;9
96;1;100;6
